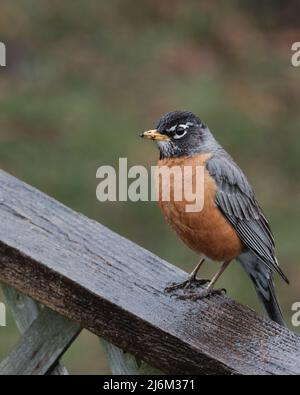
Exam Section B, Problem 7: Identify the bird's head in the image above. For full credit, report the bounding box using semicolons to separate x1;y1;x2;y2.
140;110;212;158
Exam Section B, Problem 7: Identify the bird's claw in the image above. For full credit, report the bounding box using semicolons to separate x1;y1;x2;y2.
176;287;227;301
164;278;210;293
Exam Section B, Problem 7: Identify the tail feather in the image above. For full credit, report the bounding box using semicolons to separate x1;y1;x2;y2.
238;251;286;327
249;272;285;326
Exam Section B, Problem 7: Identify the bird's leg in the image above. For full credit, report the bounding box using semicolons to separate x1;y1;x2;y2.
206;260;231;291
165;257;208;292
177;260;231;301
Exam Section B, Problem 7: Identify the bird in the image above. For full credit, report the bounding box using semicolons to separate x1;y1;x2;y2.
140;110;289;326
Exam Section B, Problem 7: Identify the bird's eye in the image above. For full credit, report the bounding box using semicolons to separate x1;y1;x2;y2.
173;128;187;139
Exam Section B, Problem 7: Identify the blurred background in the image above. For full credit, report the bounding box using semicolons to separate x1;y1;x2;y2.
0;0;299;374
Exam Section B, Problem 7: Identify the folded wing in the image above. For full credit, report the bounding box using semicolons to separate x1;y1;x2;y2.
206;154;288;283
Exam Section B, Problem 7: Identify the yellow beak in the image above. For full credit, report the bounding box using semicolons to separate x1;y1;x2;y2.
140;129;170;141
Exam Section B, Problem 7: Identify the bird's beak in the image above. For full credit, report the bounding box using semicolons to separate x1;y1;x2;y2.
139;129;170;141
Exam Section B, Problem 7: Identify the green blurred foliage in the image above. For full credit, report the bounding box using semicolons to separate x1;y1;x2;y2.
0;0;300;374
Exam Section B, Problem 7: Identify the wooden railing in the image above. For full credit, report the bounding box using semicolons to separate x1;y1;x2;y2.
0;170;299;375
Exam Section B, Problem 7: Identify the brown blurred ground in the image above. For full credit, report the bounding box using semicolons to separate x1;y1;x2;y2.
0;1;299;374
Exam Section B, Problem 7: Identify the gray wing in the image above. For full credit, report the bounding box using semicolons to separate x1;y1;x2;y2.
206;154;288;283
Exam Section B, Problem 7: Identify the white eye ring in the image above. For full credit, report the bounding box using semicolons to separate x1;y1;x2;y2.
173;129;187;139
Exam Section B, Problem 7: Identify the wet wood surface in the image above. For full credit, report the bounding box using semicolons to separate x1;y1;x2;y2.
1;284;71;375
0;170;299;375
0;307;80;375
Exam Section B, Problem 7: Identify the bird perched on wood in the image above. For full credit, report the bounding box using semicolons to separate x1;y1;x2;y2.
140;110;288;326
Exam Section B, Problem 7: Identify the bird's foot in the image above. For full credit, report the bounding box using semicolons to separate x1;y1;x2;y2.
165;277;209;293
176;287;226;301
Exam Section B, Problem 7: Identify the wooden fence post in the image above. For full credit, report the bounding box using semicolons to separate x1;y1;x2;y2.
0;170;299;375
1;283;70;375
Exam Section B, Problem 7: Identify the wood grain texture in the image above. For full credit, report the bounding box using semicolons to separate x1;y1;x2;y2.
101;340;161;375
101;340;142;375
0;307;80;375
0;170;299;375
1;283;69;375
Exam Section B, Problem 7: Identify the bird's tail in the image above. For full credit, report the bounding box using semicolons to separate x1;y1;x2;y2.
237;251;285;327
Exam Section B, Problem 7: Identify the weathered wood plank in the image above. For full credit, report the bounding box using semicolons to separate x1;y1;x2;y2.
100;340;161;375
101;340;142;375
0;170;299;375
0;307;80;375
1;283;69;375
1;283;39;333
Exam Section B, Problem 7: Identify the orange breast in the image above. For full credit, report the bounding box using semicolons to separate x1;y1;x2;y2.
157;154;244;262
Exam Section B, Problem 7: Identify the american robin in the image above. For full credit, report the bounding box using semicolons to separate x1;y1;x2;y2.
140;110;289;326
